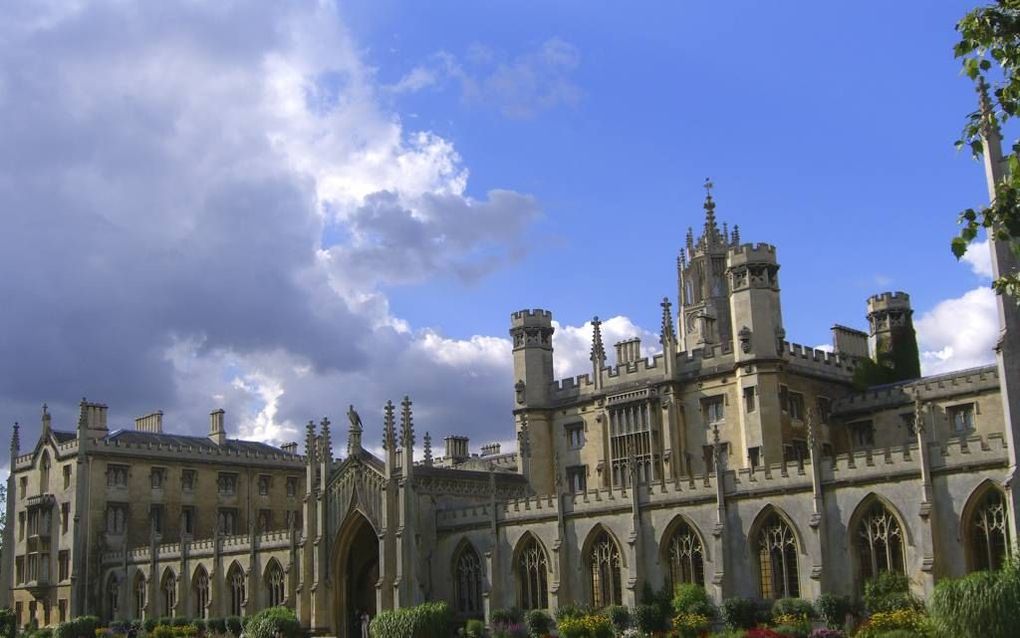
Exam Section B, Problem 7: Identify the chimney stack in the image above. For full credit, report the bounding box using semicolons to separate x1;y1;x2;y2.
480;442;502;457
209;409;226;446
281;442;298;455
134;411;164;434
614;338;642;366
79;399;109;434
444;435;470;462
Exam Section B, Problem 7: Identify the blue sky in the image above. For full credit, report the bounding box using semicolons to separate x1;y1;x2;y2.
0;1;1001;462
351;0;990;343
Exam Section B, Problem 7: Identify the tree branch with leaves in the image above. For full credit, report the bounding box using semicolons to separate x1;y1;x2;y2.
954;0;1020;298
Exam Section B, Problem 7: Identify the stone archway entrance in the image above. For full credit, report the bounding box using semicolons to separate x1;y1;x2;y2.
334;511;379;638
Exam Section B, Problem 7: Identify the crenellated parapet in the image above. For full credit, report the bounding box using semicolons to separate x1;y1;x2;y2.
781;341;857;380
833;365;999;415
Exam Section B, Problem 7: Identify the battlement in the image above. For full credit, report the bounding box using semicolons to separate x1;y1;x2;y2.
833;365;999;413
727;242;778;267
867;291;912;312
781;341;857;380
510;309;553;327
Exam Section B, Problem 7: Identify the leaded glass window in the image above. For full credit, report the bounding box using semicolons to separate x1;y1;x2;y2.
516;536;548;611
667;520;705;591
757;512;799;599
228;564;245;616
193;568;209;619
454;544;483;615
588;529;622;608
856;501;905;585
265;562;285;608
970;488;1010;572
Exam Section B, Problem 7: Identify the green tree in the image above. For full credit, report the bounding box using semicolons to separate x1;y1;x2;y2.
954;0;1020;297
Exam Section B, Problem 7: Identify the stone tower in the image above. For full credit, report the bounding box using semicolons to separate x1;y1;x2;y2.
509;309;556;493
866;292;921;380
678;180;737;351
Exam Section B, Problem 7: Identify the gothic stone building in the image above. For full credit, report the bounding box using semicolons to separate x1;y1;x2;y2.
2;191;1017;638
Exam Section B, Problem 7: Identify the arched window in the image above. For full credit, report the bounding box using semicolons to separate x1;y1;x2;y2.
453;543;483;616
666;519;705;591
587;528;622;609
193;567;210;619
40;452;51;493
967;487;1010;572
755;510;799;599
515;535;548;611
264;561;285;608
228;563;245;617
134;573;147;619
854;500;905;585
161;570;177;617
107;573;119;619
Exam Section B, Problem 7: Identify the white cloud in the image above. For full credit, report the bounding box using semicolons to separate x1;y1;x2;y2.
916;287;999;375
551;316;659;379
962;238;995;279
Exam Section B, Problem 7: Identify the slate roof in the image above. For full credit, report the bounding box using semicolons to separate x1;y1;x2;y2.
104;429;300;457
51;430;76;443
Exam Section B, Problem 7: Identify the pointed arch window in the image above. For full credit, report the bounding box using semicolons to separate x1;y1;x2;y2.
454;543;483;615
756;511;799;599
265;561;285;608
228;564;245;617
107;573;120;619
134;574;146;619
588;529;623;608
516;536;549;611
193;568;210;619
667;519;705;592
161;570;177;617
40;452;51;493
855;501;905;585
968;487;1010;572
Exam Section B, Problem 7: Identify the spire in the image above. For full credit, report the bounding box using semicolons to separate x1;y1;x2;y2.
41;403;51;437
399;396;415;449
10;422;20;458
702;177;721;246
660;297;675;346
589;316;606;365
423;432;433;466
382;400;396;451
685;227;695;254
304;419;317;462
346;404;363;456
319;417;333;464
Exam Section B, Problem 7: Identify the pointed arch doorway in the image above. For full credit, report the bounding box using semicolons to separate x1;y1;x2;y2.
334;511;379;638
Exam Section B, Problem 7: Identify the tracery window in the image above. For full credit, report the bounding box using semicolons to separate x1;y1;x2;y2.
453;544;483;615
855;501;905;585
228;564;245;617
161;570;177;617
265;561;285;608
667;519;705;591
588;529;622;608
516;536;548;611
969;488;1010;572
134;574;146;619
193;568;209;619
40;452;51;493
756;511;799;599
107;573;119;618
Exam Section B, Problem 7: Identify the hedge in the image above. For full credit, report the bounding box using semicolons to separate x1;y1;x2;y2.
368;601;452;638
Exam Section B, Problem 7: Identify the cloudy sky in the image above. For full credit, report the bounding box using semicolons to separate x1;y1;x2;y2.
0;0;1001;470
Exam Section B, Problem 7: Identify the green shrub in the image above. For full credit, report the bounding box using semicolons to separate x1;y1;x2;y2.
369;602;452;638
552;605;590;622
929;561;1020;638
772;626;808;638
721;597;769;629
0;609;15;638
603;606;630;632
242;607;302;638
772;598;814;619
464;619;485;638
224;618;242;637
490;608;522;626
815;594;853;629
523;609;551;637
190;619;206;633
864;572;919;614
673;584;715;618
151;626;174;638
555;614;613;638
205;619;226;635
142;619;159;634
870;631;923;638
633;604;669;634
170;618;190;628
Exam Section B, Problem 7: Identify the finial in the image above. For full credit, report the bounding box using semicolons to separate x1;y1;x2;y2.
518;414;531;458
382;400;396;452
11;422;20;455
42;403;48;416
423;432;433;466
702;178;719;245
346;405;363;455
704;177;714;197
686;227;695;253
589;316;606;365
400;396;414;448
732;224;740;245
320;417;333;461
660;297;675;346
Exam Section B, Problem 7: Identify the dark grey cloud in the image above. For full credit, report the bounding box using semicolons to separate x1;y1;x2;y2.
0;1;542;454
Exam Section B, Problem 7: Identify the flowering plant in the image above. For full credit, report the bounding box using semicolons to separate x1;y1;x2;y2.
672;611;710;638
855;608;930;638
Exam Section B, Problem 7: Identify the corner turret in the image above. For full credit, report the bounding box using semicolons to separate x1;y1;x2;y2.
865;291;920;381
510;309;555;407
727;243;783;361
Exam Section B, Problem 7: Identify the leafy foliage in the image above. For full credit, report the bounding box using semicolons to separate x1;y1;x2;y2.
603;605;630;632
206;619;226;635
242;607;303;638
491;608;523;625
721;596;770;629
368;601;452;638
954;0;1020;299
524;609;552;637
672;583;717;619
863;572;921;614
807;629;845;638
928;560;1020;638
814;594;854;630
854;608;931;638
224;617;243;637
464;619;485;638
632;604;670;634
771;598;814;620
554;614;613;638
0;608;16;638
